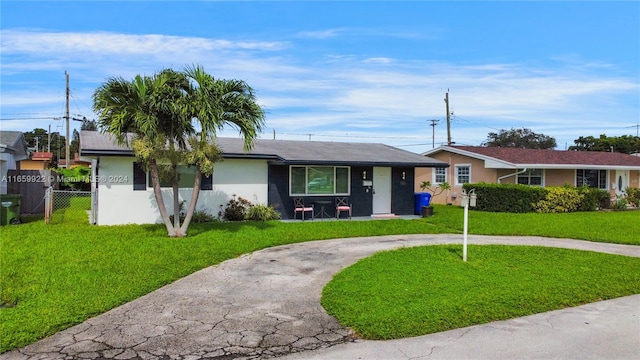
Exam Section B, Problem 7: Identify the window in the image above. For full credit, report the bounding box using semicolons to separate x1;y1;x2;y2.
455;165;471;185
148;165;197;188
434;167;447;184
517;169;543;186
576;169;607;189
134;163;213;190
290;166;350;195
133;162;146;191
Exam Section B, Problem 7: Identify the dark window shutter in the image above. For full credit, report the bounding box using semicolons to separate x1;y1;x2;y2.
201;173;213;190
133;162;146;191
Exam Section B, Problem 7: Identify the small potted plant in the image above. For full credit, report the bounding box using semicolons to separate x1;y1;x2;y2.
419;181;451;217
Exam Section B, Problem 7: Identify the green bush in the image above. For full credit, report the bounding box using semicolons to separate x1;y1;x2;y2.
219;196;253;221
169;201;218;223
245;204;281;221
576;186;610;211
462;183;547;213
190;209;218;223
612;195;629;210
625;187;640;208
533;186;584;213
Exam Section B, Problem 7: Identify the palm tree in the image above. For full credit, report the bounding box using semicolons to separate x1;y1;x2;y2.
178;65;265;234
93;66;264;237
93;69;194;236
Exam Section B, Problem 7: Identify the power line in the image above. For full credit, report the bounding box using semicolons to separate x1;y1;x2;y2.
277;132;421;140
0;117;62;121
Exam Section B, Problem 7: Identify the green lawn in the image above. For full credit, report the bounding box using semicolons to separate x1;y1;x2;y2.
321;245;640;340
0;205;638;352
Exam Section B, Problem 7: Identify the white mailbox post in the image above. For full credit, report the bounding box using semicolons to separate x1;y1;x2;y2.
461;189;477;262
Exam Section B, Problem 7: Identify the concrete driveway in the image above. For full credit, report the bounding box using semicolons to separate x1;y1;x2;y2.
2;234;639;360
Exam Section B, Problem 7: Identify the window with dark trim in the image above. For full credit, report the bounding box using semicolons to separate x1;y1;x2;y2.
133;162;146;191
133;163;213;190
576;169;607;189
290;166;350;196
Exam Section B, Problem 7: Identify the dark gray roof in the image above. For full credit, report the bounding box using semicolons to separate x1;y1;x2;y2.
80;131;447;167
0;131;28;155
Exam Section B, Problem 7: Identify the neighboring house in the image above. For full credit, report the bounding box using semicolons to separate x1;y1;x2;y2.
419;146;640;205
59;153;92;169
0;131;29;194
80;131;448;225
19;152;54;170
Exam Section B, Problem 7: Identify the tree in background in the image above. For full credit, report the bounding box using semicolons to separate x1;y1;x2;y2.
70;119;99;156
93;65;264;237
482;128;557;149
569;135;640;154
23;128;65;166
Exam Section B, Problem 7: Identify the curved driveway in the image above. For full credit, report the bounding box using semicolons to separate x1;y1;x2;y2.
2;234;639;360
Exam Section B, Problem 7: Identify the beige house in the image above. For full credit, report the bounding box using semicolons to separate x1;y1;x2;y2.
19;152;54;170
418;146;640;206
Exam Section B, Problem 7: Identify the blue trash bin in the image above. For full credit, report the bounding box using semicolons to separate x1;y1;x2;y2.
414;192;432;215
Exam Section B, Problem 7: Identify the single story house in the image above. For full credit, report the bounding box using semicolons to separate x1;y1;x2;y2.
19;151;54;170
0;131;29;194
80;131;448;225
419;146;640;206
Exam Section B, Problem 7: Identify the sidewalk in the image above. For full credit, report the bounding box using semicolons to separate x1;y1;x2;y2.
2;234;639;360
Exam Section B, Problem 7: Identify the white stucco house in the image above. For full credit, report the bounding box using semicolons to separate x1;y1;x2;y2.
80;131;448;225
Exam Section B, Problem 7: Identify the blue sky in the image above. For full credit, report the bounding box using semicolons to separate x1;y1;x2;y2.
1;1;639;154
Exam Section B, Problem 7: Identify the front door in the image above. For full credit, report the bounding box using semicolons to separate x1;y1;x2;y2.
615;170;629;196
372;167;391;214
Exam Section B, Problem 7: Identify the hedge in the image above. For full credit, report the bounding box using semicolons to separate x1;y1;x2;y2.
462;183;610;213
462;183;546;213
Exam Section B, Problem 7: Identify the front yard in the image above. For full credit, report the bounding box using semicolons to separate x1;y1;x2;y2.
1;205;639;352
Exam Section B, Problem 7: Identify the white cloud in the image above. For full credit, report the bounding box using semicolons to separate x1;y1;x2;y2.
1;29;638;153
1;30;288;55
296;29;344;39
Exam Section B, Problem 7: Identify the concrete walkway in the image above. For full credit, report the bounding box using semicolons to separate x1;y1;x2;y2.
2;235;639;360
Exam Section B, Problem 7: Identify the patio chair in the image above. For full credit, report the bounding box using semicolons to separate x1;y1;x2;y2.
335;197;352;219
293;197;314;221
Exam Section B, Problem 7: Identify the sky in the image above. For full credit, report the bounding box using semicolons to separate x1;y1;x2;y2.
1;1;639;154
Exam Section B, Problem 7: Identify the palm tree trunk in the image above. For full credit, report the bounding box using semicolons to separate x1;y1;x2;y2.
171;163;180;231
179;166;202;236
149;158;175;236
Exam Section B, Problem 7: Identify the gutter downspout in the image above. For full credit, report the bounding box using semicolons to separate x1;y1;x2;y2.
498;168;527;184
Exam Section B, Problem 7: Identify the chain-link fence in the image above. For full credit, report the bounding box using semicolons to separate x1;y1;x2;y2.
45;189;92;225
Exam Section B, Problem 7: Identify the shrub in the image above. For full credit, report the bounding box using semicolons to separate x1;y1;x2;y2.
625;187;640;208
576;186;610;211
190;209;218;223
462;183;547;213
612;195;629;210
219;196;253;221
246;204;281;221
533;186;584;213
170;201;217;223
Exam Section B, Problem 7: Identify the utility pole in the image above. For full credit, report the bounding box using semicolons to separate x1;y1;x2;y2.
444;91;451;146
48;124;51;152
65;71;70;168
429;119;439;148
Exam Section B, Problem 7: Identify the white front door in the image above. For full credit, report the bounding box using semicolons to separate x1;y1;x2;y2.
372;167;392;214
615;170;629;196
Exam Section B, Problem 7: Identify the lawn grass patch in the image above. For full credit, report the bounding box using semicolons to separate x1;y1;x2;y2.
321;245;640;340
433;205;640;245
0;206;637;352
0;218;445;352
